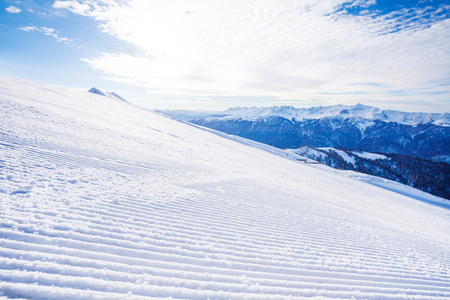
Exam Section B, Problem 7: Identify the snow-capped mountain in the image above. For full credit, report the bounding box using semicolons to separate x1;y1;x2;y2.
288;147;450;199
159;105;450;161
174;104;450;126
1;76;450;299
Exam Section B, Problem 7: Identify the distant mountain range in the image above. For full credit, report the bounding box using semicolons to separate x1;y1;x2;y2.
158;104;450;163
158;104;450;199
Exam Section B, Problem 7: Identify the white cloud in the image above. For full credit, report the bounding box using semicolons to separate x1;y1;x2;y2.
6;6;21;13
18;26;38;32
53;0;98;16
54;0;450;110
19;25;72;44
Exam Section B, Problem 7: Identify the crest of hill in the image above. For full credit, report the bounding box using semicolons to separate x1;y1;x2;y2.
88;87;128;102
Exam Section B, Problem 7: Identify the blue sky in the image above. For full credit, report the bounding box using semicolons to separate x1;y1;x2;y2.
1;0;449;112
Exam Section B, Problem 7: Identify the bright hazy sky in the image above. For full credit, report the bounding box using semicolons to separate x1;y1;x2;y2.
1;0;450;112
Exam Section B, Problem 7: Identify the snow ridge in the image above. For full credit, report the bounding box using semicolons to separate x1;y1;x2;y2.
1;76;450;299
88;87;127;102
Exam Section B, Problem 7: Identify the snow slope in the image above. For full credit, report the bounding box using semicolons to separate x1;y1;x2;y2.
351;151;389;161
1;76;450;299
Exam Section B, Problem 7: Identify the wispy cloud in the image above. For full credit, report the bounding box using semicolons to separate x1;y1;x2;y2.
6;6;21;13
19;25;72;44
53;0;450;110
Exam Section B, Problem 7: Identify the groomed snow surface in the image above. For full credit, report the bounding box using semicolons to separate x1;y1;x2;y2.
1;76;450;299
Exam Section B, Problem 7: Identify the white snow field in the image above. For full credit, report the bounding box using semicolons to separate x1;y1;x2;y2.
1;76;450;299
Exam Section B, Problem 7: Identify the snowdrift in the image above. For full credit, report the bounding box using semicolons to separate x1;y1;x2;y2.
88;87;128;102
1;76;449;299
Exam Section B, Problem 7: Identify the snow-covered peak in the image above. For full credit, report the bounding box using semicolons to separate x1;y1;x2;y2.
222;105;344;121
88;87;108;97
222;106;299;121
88;87;127;102
219;104;450;126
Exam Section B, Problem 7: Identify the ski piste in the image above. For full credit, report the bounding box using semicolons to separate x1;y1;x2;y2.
1;76;449;299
